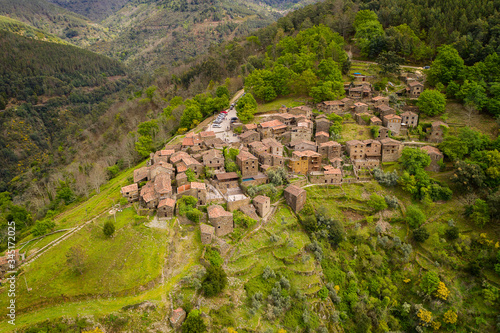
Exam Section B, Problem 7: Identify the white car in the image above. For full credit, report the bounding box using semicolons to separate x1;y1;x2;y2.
213;124;221;128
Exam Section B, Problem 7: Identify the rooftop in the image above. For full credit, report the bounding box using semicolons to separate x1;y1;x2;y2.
260;119;285;129
200;223;215;234
284;184;306;197
421;145;442;155
208;205;233;218
158;198;176;208
315;131;329;137
216;172;239;181
320;141;341;147
121;183;138;193
253;195;270;204
237;150;257;161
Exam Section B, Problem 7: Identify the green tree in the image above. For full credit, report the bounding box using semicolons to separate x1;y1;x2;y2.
367;194;388;212
181;310;207;333
427;45;465;85
406;205;426;228
135;135;154;158
310;81;344;103
439;136;469;160
377;51;404;75
103;220;115;238
354;10;379;29
413;227;430;242
215;85;230;98
417;90;446;116
470;199;490;227
451;160;486;190
400;147;431;174
236;93;258;123
202;264;227;297
456;80;488;110
421;271;440;295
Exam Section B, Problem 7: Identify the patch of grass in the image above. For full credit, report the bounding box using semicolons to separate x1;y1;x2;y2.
255;96;308;114
340;122;372;143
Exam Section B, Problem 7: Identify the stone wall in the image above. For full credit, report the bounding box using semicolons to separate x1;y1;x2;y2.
227;197;251;212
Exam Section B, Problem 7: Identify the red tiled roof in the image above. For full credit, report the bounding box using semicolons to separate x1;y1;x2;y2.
346;140;365;146
134;167;150;183
158;198;175;208
170;308;186;324
325;168;341;175
384;114;401;120
260;119;285;128
200;223;215;234
237;150;257;161
154;173;172;195
322;100;344;106
177;162;187;173
244;124;258;130
216;172;239;181
262;138;283;148
320;141;341;147
408;81;423;87
293;150;321;157
208;205;232;218
240;130;259;139
191;182;206;190
421;146;442;155
380;138;402;145
200;131;215;138
290;140;316;147
253;195;269;204
182;136;194;146
160;149;175;156
315;131;329;137
142;192;156;203
284;184;306;197
121;183;138;194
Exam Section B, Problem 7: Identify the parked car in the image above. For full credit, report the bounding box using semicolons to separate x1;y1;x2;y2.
423;66;430;69
213;124;221;128
221;110;228;114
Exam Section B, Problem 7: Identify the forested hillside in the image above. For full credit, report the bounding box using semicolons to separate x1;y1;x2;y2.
0;0;111;47
47;0;130;21
0;30;129;196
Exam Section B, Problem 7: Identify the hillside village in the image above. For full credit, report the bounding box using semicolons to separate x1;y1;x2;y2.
118;71;447;267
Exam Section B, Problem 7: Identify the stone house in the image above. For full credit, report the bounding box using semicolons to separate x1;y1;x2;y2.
346;140;366;160
208;205;234;237
363;139;382;158
289;105;312;118
377;127;390;139
356;112;372;125
203;138;226;149
170;308;186;328
176;172;188;187
421;146;444;172
353;102;369;114
262;138;284;156
236;150;259;177
352;158;380;171
309;168;342;184
315;131;330;145
200;223;215;245
401;111;418;128
134;166;150;184
149;162;174;181
297;119;314;131
290;140;317;152
214;172;239;194
290;126;313;142
372;95;389;106
202;149;224;172
289;150;321;174
239;130;260;144
377;104;395;117
151;149;175;165
318;141;342;159
429;121;448;143
141;182;158;209
317;100;345;114
154;173;173;199
258;152;284;168
242;123;258;132
315;116;331;133
121;183;139;202
330;157;343;168
345;82;373;99
382;114;402;135
177;182;207;205
380;138;403;162
157;198;175;219
199;131;216;141
407;81;424;98
273;113;296;127
370;116;382;126
284;185;307;213
259;119;287;139
253;195;271;218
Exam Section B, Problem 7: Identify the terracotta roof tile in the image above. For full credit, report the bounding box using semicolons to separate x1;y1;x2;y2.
158;198;175;208
208;205;232;218
315;131;329;137
121;183;138;194
260;119;285;128
200;223;215;234
191;182;206;190
216;172;239;181
134;167;150;183
237;150;257;161
284;184;306;197
253;195;269;204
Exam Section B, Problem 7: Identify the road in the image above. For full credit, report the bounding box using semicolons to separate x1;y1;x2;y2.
206;89;245;144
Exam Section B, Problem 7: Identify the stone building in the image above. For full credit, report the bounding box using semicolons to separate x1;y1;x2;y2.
421;146;444;172
317;100;345;114
364;139;382;158
239;130;260;144
382;114;402;135
318;141;342;159
429;121;448;143
214;172;239;194
253;195;271;218
262;138;284;156
352;158;380;171
236;150;258;177
353;102;368;113
346;140;366;160
315;115;331;133
380;138;403;162
309;168;342;184
289;105;312;118
121;183;139;202
157;198;175;219
202;149;224;172
170;308;186;328
377;127;390;139
289;150;321;174
290;140;317;152
401;111;418;128
289;125;313;143
242;123;257;132
208;205;234;237
377;104;395;117
356;112;372;125
370;116;382;126
200;223;215;245
407;81;424;98
372;95;389;106
315;131;330;145
284;185;307;213
259;119;287;139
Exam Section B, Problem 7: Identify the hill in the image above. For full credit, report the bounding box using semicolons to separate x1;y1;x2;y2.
0;30;129;194
46;0;131;21
0;0;111;47
0;15;67;44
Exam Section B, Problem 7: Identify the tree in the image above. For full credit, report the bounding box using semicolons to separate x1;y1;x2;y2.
400;148;431;174
406;205;426;228
367;194;388;212
417;90;446;116
377;51;404;75
457;80;488;110
413;227;430;242
215;85;229;98
439;136;469;160
181;310;207;333
470;199;490;227
421;271;440;295
88;163;107;194
66;245;87;275
103;221;115;238
427;45;465;85
354;10;379;29
451;160;486;190
236;93;258;123
202;264;227;297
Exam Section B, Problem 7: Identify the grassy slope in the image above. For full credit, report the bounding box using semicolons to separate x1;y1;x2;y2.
0;15;67;44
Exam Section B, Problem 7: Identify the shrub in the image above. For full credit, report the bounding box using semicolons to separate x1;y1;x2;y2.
421;271;440;295
318;286;329;300
368;194;388;212
204;247;223;266
445;226;459;240
301;215;318;233
202;265;227;297
233;210;257;229
373;168;399;186
384;195;399;209
406;205;426;228
182;310;207;333
103;221;115;238
413;227;430;242
186;208;202;223
31;219;56;237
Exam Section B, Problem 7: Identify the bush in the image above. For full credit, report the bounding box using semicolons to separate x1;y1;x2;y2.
318;286;329;300
373;168;399;186
406;205;426;228
103;221;115;238
421;271;440;295
445;226;459;240
31;219;56;237
301;215;318;233
202;264;227;297
181;310;207;333
368;194;388;212
186;208;202;223
233;210;257;229
384;195;399;209
204;247;223;266
413;227;430;242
